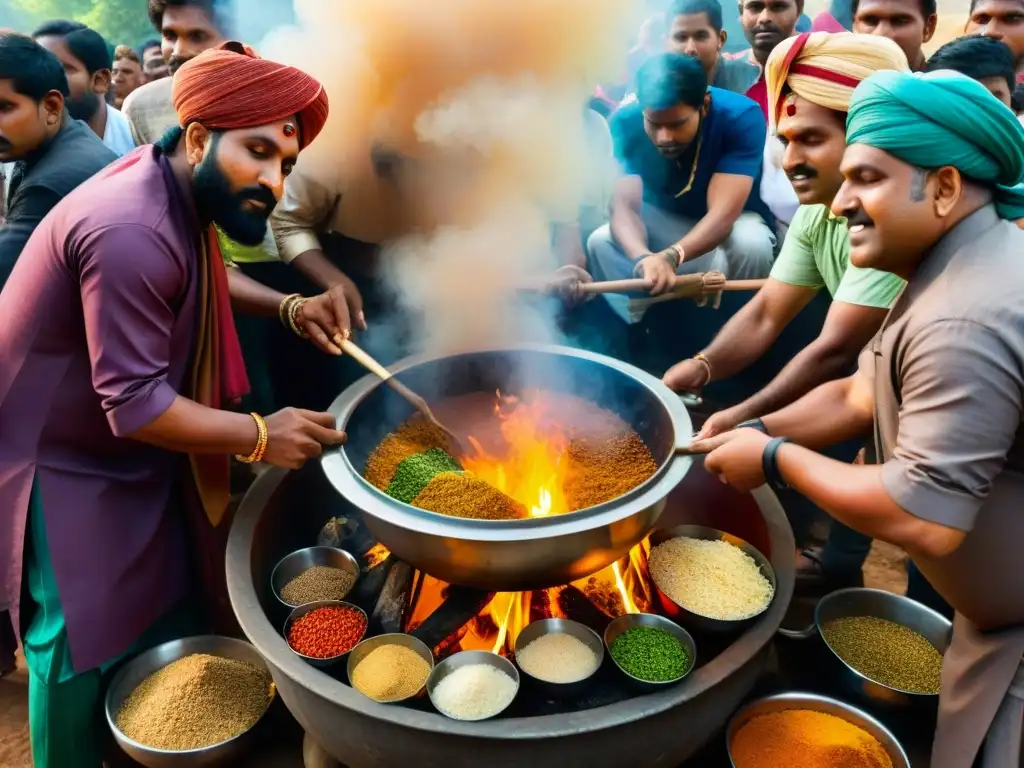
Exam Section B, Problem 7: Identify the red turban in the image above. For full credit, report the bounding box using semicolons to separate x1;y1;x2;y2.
172;41;329;149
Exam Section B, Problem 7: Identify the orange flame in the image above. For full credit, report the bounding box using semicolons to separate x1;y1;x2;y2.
461;390;571;517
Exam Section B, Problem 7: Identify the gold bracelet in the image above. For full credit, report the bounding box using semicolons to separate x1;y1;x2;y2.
693;353;712;385
235;413;268;464
279;294;302;329
287;297;309;339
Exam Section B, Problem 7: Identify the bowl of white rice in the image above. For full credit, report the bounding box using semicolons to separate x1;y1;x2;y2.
427;651;520;721
513;618;604;698
648;525;776;633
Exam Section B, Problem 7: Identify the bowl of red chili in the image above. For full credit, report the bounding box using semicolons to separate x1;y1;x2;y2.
284;600;368;669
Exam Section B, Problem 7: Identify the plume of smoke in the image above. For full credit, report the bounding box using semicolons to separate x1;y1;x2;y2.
262;0;639;355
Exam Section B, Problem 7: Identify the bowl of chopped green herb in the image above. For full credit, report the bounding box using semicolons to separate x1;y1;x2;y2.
603;613;696;693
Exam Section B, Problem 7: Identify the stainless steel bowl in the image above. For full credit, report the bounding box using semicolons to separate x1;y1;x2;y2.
283;600;367;669
321;345;694;590
649;525;777;633
603;613;696;693
726;691;911;768
811;587;952;709
346;633;434;704
427;650;521;721
104;635;274;768
513;618;604;698
270;546;359;608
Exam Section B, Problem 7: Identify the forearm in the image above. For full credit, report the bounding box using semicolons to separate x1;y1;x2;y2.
727;339;859;423
777;445;959;558
610;204;649;260
290;249;351;291
700;296;785;381
227;268;287;317
762;377;873;449
677;211;735;263
553;223;586;269
127;396;260;455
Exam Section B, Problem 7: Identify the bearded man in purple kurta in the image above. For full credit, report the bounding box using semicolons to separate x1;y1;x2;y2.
0;42;352;766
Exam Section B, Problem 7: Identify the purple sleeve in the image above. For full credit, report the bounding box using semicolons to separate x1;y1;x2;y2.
77;224;186;437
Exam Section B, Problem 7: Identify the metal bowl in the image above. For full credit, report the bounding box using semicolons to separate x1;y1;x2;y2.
427;650;521;721
270;546;360;608
726;691;911;768
648;525;776;634
513;618;604;698
321;345;694;590
346;633;435;704
603;613;696;693
812;587;952;709
283;600;367;669
104;635;274;768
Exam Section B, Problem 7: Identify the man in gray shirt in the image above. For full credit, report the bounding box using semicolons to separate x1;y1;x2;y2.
695;70;1024;767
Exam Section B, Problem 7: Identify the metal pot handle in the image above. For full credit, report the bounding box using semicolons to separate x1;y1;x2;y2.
679;393;703;408
777;624;817;640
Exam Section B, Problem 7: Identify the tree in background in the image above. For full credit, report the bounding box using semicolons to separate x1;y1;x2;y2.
9;0;155;47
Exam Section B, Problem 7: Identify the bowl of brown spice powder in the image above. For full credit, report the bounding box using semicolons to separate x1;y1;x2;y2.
271;546;360;608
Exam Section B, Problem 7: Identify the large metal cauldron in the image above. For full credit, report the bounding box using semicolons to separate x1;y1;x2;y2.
225;461;795;768
321;344;693;590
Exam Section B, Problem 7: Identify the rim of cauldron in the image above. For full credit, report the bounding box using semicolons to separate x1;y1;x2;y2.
226;473;796;740
321;344;693;541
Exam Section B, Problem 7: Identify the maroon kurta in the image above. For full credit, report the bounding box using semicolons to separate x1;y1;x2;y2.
0;147;202;672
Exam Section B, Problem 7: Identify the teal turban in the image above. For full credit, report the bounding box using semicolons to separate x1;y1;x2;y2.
846;69;1024;220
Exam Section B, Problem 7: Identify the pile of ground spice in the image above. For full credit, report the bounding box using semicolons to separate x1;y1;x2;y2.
115;653;272;751
385;448;462;503
351;643;432;702
364;417;455;490
279;566;356;606
563;432;658;510
731;710;893;768
411;472;526;520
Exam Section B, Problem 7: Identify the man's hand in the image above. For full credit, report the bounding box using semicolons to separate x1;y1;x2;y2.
703;428;773;492
551;265;594;306
663;358;710;394
696;406;745;439
687;426;748;454
636;252;677;295
296;276;367;356
262;408;347;469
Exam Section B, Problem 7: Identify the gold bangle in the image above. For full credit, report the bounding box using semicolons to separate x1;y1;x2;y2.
287;297;309;339
279;294;302;329
235;413;268;464
693;353;712;385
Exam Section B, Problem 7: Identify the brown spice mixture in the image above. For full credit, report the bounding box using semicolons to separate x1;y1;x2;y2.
564;432;658;510
412;472;526;520
364;417;454;490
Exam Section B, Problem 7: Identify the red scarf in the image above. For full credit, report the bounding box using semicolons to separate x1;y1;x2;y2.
188;225;250;526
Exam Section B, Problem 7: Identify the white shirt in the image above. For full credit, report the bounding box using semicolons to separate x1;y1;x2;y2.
760;131;799;232
102;103;136;157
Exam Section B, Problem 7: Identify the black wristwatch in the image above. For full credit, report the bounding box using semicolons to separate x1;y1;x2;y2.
738;418;770;436
761;437;792;491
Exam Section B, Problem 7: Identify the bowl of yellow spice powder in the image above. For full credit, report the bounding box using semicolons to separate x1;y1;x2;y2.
727;692;910;768
347;633;435;704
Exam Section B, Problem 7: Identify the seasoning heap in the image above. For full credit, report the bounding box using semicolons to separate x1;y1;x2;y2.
365;417;525;520
609;626;690;682
115;653;272;751
288;604;367;659
432;662;517;720
351;644;432;702
649;537;774;621
564;431;658;510
516;632;600;684
822;616;943;694
731;710;893;768
280;566;356;606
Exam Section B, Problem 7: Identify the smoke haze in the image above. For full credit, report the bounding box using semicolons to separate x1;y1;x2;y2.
261;0;639;355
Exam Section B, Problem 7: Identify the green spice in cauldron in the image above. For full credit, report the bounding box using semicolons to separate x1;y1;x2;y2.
821;616;943;694
384;448;462;503
609;626;690;682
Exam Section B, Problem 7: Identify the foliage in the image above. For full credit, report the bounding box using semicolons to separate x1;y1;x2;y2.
9;0;156;47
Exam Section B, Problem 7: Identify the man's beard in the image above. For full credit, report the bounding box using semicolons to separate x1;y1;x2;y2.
193;140;277;246
66;91;100;123
167;55;191;75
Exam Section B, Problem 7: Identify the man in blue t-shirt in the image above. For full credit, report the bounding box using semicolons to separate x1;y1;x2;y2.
588;53;775;322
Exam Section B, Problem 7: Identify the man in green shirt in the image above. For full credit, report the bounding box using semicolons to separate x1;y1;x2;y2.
663;31;908;589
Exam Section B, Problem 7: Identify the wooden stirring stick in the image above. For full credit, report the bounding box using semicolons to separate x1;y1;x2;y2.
338;339;466;454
